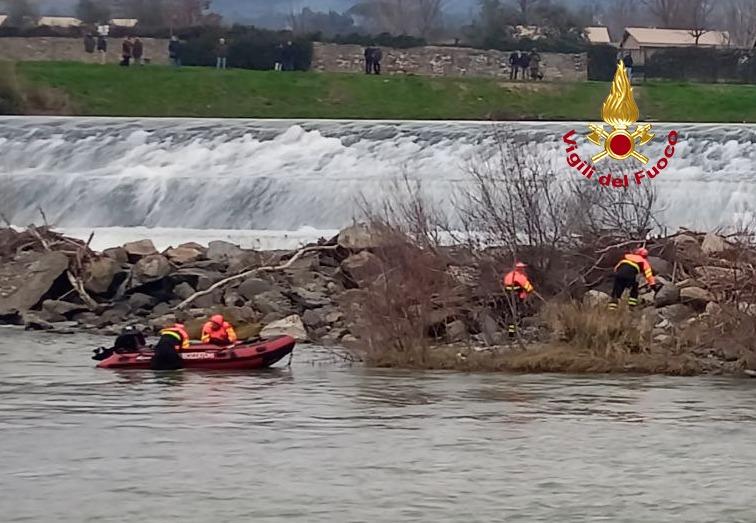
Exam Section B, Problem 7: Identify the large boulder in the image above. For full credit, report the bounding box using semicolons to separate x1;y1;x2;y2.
206;240;244;262
171;268;223;291
693;266;738;286
302;308;326;329
445;320;468;343
84;257;121;295
133;255;172;285
172;282;195;300
701;233;728;255
680;287;715;310
123;239;158;262
260;314;307;341
42;299;89;319
251;291;295;316
285;287;331;309
337;224;395;251
657;303;697;324
340;251;383;288
103;247;129;264
654;283;681;308
129;293;157;311
648;257;673;278
227;251;264;274
164;246;204;265
238;277;273;300
583;290;611;307
0;251;69;314
673;234;703;260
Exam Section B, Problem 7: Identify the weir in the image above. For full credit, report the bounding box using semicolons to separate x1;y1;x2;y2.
1;117;755;233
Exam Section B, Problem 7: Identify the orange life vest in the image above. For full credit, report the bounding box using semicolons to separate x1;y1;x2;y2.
615;253;656;285
503;270;534;300
201;321;238;345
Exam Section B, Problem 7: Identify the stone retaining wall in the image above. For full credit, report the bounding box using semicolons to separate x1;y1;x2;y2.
0;37;171;65
312;42;587;81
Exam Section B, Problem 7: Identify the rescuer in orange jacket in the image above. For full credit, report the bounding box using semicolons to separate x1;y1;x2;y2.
201;314;238;346
159;323;190;349
609;248;660;310
502;262;535;337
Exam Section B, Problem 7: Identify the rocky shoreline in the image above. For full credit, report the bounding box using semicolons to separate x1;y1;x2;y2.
2;225;756;377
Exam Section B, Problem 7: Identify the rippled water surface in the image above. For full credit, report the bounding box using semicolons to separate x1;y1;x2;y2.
2;327;756;522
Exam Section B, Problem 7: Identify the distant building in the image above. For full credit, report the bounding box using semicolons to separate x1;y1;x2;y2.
0;15;7;26
38;16;83;28
110;18;138;28
620;27;731;64
585;26;612;45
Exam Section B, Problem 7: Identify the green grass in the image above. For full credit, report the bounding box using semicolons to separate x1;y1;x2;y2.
11;61;756;122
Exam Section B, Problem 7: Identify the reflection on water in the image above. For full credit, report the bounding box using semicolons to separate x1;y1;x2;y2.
1;327;756;522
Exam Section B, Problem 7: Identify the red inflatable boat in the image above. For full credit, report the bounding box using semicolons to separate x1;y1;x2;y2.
96;335;296;371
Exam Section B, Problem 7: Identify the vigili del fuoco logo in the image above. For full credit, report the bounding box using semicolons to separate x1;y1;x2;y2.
562;61;679;188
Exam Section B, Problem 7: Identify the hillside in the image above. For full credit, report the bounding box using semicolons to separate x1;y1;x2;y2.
4;61;756;122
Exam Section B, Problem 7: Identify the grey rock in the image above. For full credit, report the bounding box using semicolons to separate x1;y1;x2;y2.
584;290;611;307
261;312;285;324
164;246;204;265
84;257;121;294
477;310;501;346
194;290;223;309
238;277;273;300
206;240;243;262
693;266;738;285
657;304;696;324
340;251;382;287
171;268;223;292
680;287;714;310
129;293;157;311
223;290;245;307
445;319;468;343
133;255;172;285
73;311;99;324
103;247;129;264
227;251;264;274
654;283;680;308
701;233;728;255
23;313;53;331
42;299;89;319
302;309;326;329
718;346;741;362
705;301;722;316
149;314;178;331
325;310;344;324
338;223;395;250
152;303;172;317
673;234;703;259
260;315;307;341
252;291;294;315
173;282;195;300
648;257;673;278
0;252;69;314
123;239;158;262
286;287;331;309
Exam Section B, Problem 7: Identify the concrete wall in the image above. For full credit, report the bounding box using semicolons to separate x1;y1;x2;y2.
0;37;171;65
312;42;588;82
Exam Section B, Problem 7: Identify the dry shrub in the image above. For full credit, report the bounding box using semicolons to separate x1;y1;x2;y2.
0;62;73;115
0;62;24;114
343;227;467;368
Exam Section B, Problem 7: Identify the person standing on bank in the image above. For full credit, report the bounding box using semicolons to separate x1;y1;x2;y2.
364;46;374;74
509;50;520;80
502;262;535;337
169;35;182;67
216;38;228;70
120;36;133;67
372;46;383;75
622;53;634;81
132;36;144;65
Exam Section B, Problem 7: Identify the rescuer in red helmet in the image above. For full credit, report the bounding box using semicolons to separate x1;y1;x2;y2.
502;262;535;337
609;247;660;310
201;314;238;346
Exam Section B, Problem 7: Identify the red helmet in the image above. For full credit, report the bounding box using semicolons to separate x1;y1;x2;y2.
515;262;528;269
634;247;649;258
210;314;224;326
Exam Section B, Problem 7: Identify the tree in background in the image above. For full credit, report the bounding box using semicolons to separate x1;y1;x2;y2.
724;0;756;48
164;0;215;28
1;0;39;27
76;0;111;24
112;0;166;26
349;0;446;39
288;7;356;36
685;0;716;45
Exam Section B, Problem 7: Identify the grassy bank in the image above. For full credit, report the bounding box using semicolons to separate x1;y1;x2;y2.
7;61;756;121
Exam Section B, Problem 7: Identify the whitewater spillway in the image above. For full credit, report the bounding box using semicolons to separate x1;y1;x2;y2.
1;117;755;232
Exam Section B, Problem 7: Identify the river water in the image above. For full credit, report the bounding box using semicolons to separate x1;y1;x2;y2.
2;327;756;522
